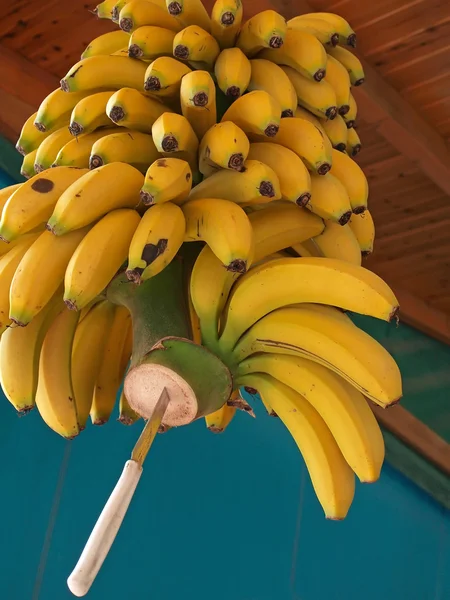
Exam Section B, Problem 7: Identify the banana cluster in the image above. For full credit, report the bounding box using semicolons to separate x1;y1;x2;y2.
3;0;401;519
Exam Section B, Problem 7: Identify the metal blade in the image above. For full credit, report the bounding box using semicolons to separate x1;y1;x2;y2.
131;387;170;467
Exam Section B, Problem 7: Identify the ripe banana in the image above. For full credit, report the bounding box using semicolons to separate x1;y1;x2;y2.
0;167;89;242
16;112;48;156
64;209;140;310
215;47;251;99
0;229;43;259
311;221;362;265
9;227;90;326
20;150;38;179
34;126;73;172
236;305;402;407
118;0;183;32
236;10;287;57
189;159;281;205
199;121;249;176
183;197;253;272
144;56;192;99
126;202;186;282
219;256;399;353
221;90;281;138
180;70;217;139
327;45;365;86
346;126;362;156
287;15;339;46
82;29;130;58
151;111;199;172
237;373;355;519
330;149;368;214
119;388;140;424
53;128;118;168
165;0;211;32
321;114;348;152
247;59;297;118
308;173;352;224
47;163;144;235
210;0;243;49
205;402;236;432
324;54;351;115
72;300;115;428
259;29;327;82
349;210;375;257
69;91;117;136
0;183;21;214
91;305;132;425
238;353;384;482
94;0;117;19
343;92;357;128
282;65;337;120
173;25;220;70
107;87;170;133
34;89;92;133
89;130;160;172
292;13;356;47
140;157;192;205
60;56;147;93
128;25;176;59
294;106;325;131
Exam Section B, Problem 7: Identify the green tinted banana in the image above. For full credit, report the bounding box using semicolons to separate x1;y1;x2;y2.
292;12;356;47
173;25;220;70
140;158;192;205
118;0;183;32
343;92;357;128
144;56;192;99
214;47;251;99
60;55;147;93
236;10;287;57
53;128;118;168
35;89;92;133
199;121;249;177
82;30;130;58
89;130;160;172
0;183;21;215
128;25;176;59
107;87;170;133
321;114;348;152
210;0;243;49
94;0;117;19
330;149;368;214
346;126;362;156
69;91;116;136
294;106;326;132
324;54;351;115
180;70;217;140
349;210;375;257
205;402;236;432
221;90;281;138
327;45;365;86
20;150;38;179
34;126;73;172
151;112;199;170
16;112;49;156
248;59;297;118
311;221;362;265
282;65;337;120
308;173;352;224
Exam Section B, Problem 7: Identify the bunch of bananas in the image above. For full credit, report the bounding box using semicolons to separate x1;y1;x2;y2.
3;0;401;519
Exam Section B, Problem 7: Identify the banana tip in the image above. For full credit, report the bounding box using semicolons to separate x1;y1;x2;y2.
34;121;47;133
10;317;28;328
144;76;161;92
119;17;133;32
207;425;225;433
221;11;235;25
60;78;70;93
296;192;311;207
15;143;26;156
174;44;189;60
227;259;247;273
281;109;294;118
264;124;279;137
352;206;366;215
139;189;155;206
126;268;143;285
128;44;143;59
269;36;283;49
64;298;79;311
348;34;357;48
338;210;352;226
314;69;326;82
339;105;350;116
167;1;182;15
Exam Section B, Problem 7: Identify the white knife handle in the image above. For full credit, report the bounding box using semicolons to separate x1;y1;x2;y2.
67;460;143;597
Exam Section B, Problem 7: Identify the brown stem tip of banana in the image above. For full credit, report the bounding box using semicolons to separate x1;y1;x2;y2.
221;12;235;25
126;239;169;283
192;92;208;107
139;190;155;206
326;107;338;120
228;153;244;170
297;192;311;207
227;259;247;273
314;69;326;82
34;122;47;133
89;155;104;169
269;36;283;49
109;106;125;123
317;163;332;176
161;135;178;152
128;44;143;59
167;2;182;15
259;181;275;197
338;105;350;116
281;109;294;118
174;45;190;60
226;86;241;98
264;124;279;137
120;18;134;33
144;76;161;91
338;210;352;225
69;122;84;136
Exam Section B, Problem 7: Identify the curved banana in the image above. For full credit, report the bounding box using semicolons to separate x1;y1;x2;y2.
233;305;402;407
205;402;236;432
308;173;352;224
20;150;38;179
188;159;281;206
126;202;186;282
165;0;211;31
294;105;325;132
91;306;132;425
237;373;355;519
16;112;48;156
69;91;116;136
151;111;199;170
35;89;92;133
292;13;356;47
82;29;130;58
64;209;140;310
287;15;339;46
183;197;253;272
107;87;170;133
324;54;351;115
128;25;176;59
259;29;327;82
199;121;249;176
330;149;368;214
346;126;362;156
0;229;44;259
53;128;118;168
60;55;147;93
0;183;21;215
219;256;399;353
144;56;192;98
140;157;192;205
349;210;375;257
0;167;89;242
221;90;281;138
173;25;220;70
343;92;357;128
248;59;297;118
89;130;160;172
180;70;217;140
282;65;337;120
321;114;348;152
214;47;251;99
47;163;144;235
119;388;140;424
118;0;183;33
210;0;243;49
327;45;365;86
94;0;117;19
236;10;286;57
34;126;73;172
311;221;362;265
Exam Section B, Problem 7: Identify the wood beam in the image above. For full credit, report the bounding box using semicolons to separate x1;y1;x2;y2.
394;287;450;346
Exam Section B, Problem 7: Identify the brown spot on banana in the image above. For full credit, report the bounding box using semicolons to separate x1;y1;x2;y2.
31;178;54;193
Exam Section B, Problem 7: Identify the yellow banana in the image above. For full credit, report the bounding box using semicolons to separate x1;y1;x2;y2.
308;173;352;224
126;202;186;282
20;150;38;179
119;388;140;424
198;121;249;177
259;29;327;82
221;90;281;138
91;305;132;425
238;354;384;482
327;45;365;87
118;0;183;33
69;91;117;136
0;167;89;242
94;0;117;19
16;112;49;156
311;221;362;265
324;54;351;115
82;30;130;58
236;10;287;57
233;305;402;407
210;0;243;49
247;143;311;206
292;13;356;47
53;128;118;168
165;0;211;32
151;111;199;171
128;25;176;59
330;149;368;214
180;70;217;139
144;56;192;98
294;105;326;132
183;198;253;273
64;209;140;310
0;183;21;215
205;402;236;432
173;25;220;70
291;239;319;258
219;256;399;353
89;130;160;172
0;229;44;259
321;114;348;152
72;299;115;428
287;15;339;46
60;56;147;93
346;126;362;157
349;210;375;257
35;89;92;133
237;373;355;520
34;126;73;172
47;163;144;235
35;307;81;439
343;92;357;128
248;59;297;118
9;227;90;326
140;157;192;205
282;65;337;120
214;47;251;99
107;87;170;133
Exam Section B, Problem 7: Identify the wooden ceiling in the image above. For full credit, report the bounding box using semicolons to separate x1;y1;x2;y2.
0;0;449;341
